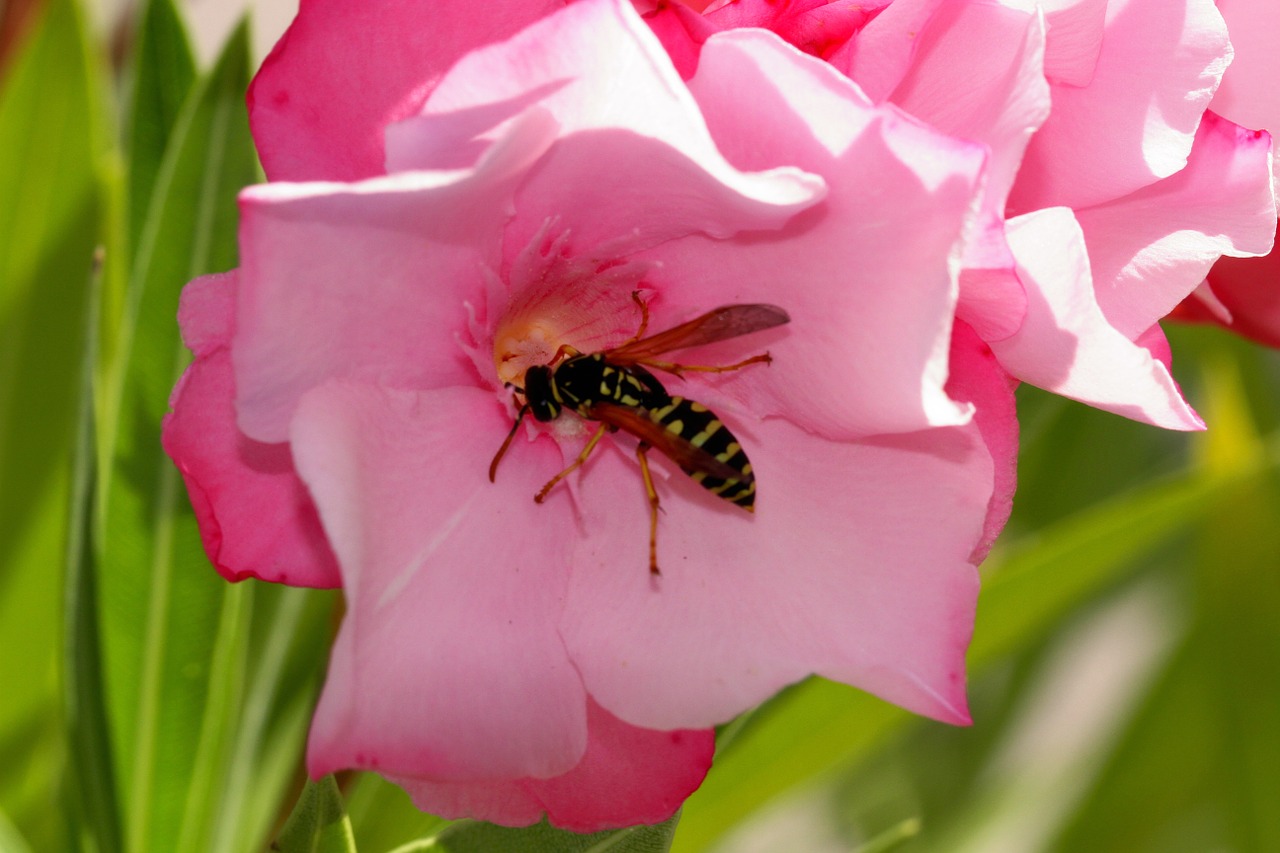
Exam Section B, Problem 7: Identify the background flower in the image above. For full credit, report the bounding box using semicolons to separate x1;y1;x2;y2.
1178;0;1280;345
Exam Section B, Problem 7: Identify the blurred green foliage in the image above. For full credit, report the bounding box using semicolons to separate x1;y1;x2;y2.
1;1;1278;851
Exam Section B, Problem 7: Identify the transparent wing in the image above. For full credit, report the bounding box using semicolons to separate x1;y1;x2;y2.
605;304;789;365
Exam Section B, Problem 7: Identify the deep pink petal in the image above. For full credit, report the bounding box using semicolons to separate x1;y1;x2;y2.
294;383;588;781
946;321;1018;565
644;29;985;437
162;273;340;588
1010;0;1232;212
392;700;714;831
633;0;720;80
1076;112;1276;340
992;208;1203;430
247;0;563;181
1201;233;1280;346
556;415;988;730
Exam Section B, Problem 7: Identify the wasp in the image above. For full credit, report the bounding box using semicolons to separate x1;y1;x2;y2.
489;294;789;574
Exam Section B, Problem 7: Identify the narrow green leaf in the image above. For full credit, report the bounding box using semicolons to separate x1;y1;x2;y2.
64;252;123;853
271;777;357;853
0;0;104;848
94;21;261;853
124;0;196;262
415;814;681;853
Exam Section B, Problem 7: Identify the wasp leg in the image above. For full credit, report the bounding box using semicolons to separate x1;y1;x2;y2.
548;343;582;366
535;423;608;504
641;351;772;377
635;442;662;576
489;403;530;483
616;291;652;348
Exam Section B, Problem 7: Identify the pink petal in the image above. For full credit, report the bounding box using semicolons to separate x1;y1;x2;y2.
391;700;714;831
1076;111;1276;340
1010;0;1232;212
645;29;985;437
846;0;947;103
877;0;1050;339
946;322;1018;565
247;0;563;181
233;123;554;444
162;273;340;588
883;0;1047;217
294;382;590;781
992;208;1203;430
1211;0;1280;134
558;415;989;730
1001;0;1108;87
404;0;825;258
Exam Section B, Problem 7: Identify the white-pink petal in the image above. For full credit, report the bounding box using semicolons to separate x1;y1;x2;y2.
992;208;1202;429
1000;0;1108;87
1011;0;1232;211
1076;111;1276;340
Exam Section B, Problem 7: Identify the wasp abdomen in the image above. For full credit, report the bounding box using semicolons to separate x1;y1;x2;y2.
647;397;756;510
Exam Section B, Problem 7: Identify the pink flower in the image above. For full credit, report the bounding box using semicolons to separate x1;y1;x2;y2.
649;0;1275;424
1181;0;1280;345
164;0;1015;829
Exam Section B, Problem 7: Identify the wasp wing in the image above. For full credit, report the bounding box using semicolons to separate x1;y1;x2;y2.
586;402;747;484
605;304;789;365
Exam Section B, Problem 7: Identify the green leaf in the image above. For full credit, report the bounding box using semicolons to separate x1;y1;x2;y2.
124;0;196;262
0;0;105;847
90;20;325;853
345;774;449;853
64;252;123;853
415;814;681;853
271;777;357;853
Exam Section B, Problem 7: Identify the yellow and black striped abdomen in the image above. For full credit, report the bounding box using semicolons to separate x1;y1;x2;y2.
647;397;756;510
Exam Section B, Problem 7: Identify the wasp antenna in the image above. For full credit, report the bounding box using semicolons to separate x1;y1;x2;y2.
489;404;530;482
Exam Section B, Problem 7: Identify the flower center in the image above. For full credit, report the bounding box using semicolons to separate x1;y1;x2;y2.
488;224;650;390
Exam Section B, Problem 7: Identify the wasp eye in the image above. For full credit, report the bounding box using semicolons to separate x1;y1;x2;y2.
523;366;559;422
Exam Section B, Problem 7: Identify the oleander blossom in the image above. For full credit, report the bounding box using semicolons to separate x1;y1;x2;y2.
164;0;1017;829
647;0;1276;425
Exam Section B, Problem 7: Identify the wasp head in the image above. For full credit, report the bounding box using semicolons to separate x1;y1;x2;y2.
522;365;560;422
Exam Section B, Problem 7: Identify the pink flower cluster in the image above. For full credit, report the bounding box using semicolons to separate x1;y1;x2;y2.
163;0;1275;830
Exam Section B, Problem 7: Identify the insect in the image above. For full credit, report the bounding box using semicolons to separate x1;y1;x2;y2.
489;293;789;575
